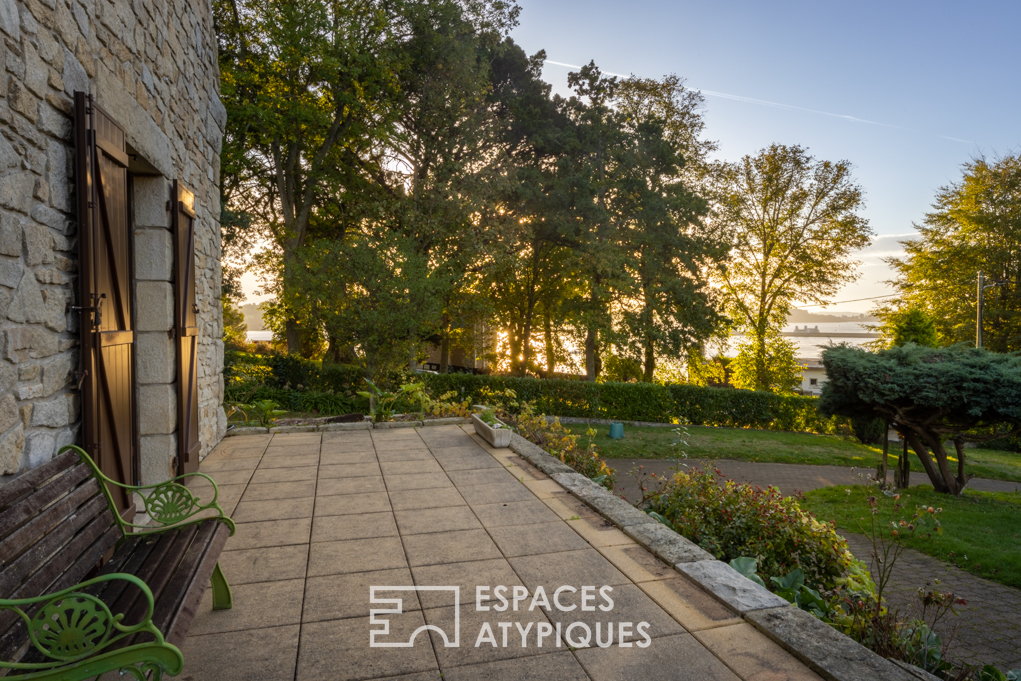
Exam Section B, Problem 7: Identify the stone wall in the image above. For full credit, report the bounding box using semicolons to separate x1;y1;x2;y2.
0;0;225;480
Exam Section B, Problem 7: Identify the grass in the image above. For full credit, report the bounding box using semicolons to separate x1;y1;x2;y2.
565;423;1021;483
801;485;1021;589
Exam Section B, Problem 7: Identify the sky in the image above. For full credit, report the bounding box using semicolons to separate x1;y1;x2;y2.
508;0;1020;314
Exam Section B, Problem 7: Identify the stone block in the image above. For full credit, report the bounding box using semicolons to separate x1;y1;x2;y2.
0;132;18;169
0;0;19;40
138;383;176;435
318;422;370;432
135;331;175;384
0;171;35;214
6;326;58;362
139;433;176;486
24;429;55;469
746;606;919;681
0;422;24;474
7;270;45;323
0;212;22;256
624;522;715;564
23;222;53;266
133;176;169;228
41;353;72;397
226;426;269;437
31;393;72;427
61;47;87;96
135;281;173;331
40;288;68;332
676;561;791;614
0;394;17;432
0;255;22;287
134;228;172;280
509;433;575;476
269;425;317;434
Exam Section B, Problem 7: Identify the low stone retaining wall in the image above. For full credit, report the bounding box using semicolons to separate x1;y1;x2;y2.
508;432;932;681
225;416;471;436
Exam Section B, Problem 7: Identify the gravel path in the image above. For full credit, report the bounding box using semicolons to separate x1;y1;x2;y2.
606;458;1021;671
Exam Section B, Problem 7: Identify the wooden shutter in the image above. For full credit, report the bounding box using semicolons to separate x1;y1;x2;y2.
172;181;201;475
74;92;136;515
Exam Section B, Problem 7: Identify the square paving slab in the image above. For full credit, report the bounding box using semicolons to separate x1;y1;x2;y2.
180;424;821;680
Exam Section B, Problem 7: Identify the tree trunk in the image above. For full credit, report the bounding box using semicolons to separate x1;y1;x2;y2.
895;437;910;489
543;311;555;377
903;430;953;494
585;327;597;381
643;337;655;382
877;423;889;488
952;438;973;493
438;313;450;373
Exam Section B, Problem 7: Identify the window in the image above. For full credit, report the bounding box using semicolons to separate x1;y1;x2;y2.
809;378;818;386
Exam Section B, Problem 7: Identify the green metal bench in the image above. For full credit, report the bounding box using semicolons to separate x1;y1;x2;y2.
0;445;235;680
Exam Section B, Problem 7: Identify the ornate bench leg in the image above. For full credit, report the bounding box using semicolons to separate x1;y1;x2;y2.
210;562;233;610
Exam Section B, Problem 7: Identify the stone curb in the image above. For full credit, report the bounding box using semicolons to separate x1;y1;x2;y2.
372;420;422;429
746;608;919;681
320;422;372;431
225;418;471;434
675;561;790;613
268;425;317;434
623;522;714;564
422;417;473;427
547;415;676;428
225;426;269;437
510;431;926;681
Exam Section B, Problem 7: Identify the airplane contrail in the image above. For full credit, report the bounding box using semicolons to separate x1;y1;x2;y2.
543;59;973;144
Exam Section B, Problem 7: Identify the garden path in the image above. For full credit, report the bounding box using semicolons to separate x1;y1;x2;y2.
608;458;1021;671
177;428;821;681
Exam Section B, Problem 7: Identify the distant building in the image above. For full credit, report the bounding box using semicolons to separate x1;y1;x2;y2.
799;358;827;395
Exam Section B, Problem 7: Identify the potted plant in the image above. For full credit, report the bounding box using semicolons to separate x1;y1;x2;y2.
472;407;511;447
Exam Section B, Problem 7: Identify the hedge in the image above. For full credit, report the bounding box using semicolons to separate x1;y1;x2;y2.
420;373;845;434
224;351;845;434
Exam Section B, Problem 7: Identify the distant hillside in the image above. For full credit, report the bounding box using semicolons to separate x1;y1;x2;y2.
787;309;877;324
240;303;266;331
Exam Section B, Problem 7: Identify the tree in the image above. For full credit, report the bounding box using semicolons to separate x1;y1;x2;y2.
819;344;1021;496
878;154;1021;352
713;144;872;391
731;330;800;393
872;306;939;349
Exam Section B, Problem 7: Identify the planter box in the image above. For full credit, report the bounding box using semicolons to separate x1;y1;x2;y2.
471;413;511;448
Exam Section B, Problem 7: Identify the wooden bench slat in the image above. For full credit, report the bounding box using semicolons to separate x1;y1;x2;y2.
0;464;90;546
0;491;108;598
0;451;79;511
0;515;119;663
164;522;231;647
144;524;214;634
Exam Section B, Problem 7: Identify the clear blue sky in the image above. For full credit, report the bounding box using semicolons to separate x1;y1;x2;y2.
510;0;1020;314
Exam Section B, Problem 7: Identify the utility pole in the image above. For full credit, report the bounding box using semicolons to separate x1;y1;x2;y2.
977;270;1009;349
976;270;984;348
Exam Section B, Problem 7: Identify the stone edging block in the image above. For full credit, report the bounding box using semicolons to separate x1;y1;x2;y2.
746;607;920;681
320;422;372;431
225;426;269;436
623;522;714;564
422;417;473;427
675;561;791;613
508;434;575;476
269;425;317;434
373;420;423;429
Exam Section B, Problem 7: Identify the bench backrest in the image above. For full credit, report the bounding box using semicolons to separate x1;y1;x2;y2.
0;450;121;663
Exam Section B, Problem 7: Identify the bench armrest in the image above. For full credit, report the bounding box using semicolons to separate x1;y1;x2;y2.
0;573;174;674
60;445;236;537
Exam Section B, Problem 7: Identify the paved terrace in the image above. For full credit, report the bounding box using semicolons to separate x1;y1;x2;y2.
178;426;821;681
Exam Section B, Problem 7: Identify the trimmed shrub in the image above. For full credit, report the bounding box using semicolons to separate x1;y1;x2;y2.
421;373;844;434
850;415;886;445
645;466;853;590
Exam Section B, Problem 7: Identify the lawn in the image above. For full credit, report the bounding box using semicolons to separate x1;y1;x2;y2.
801;485;1021;589
565;423;1021;483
